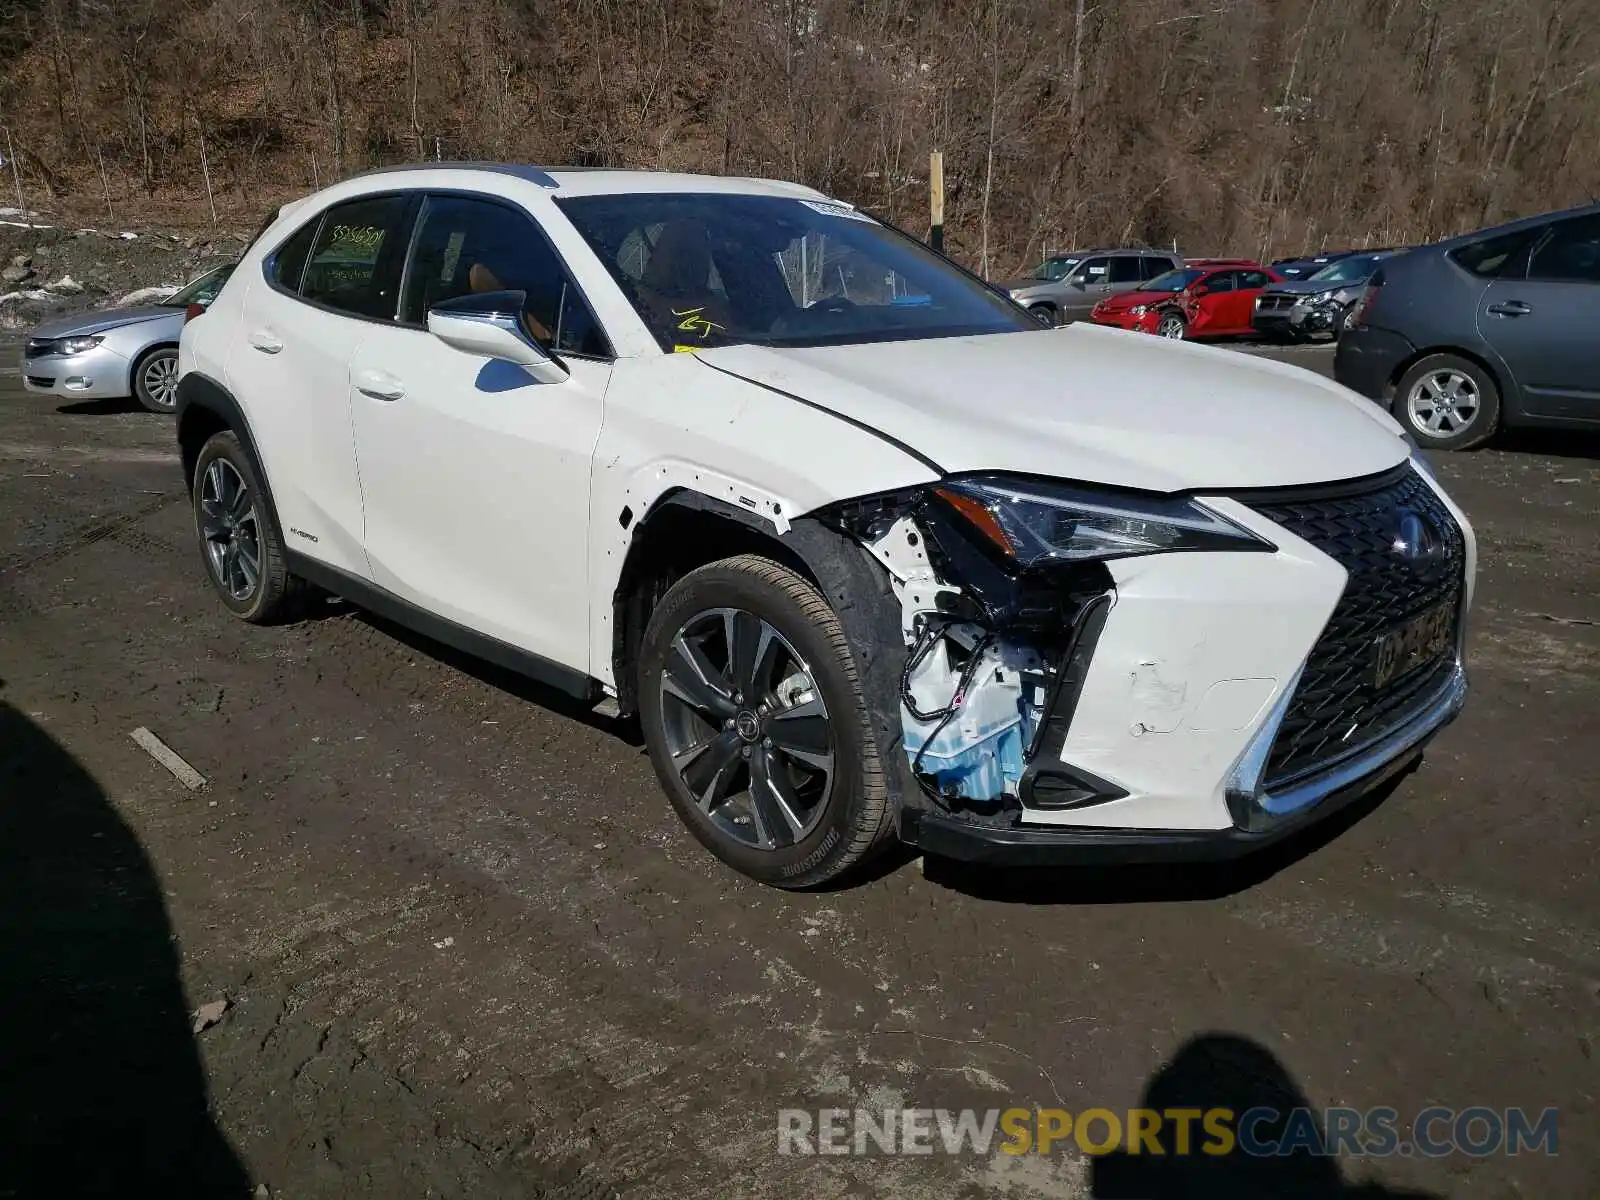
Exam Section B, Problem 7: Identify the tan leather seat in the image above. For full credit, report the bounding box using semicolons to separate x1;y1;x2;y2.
466;260;550;342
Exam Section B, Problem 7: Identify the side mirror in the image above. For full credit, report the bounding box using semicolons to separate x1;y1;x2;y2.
426;290;569;385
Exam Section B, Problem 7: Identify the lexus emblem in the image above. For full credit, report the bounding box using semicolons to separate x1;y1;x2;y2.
1392;509;1445;578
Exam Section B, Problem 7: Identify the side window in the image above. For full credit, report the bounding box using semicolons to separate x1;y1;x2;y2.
1237;270;1270;289
1450;228;1538;279
1141;256;1173;280
1200;272;1235;293
269;217;320;294
1107;257;1144;284
401;194;609;357
300;194;411;319
1528;215;1600;284
1074;256;1110;284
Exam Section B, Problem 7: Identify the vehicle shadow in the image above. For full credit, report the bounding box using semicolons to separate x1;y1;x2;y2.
55;397;145;416
1491;426;1600;462
1092;1032;1441;1198
918;770;1410;905
0;694;252;1198
350;609;647;747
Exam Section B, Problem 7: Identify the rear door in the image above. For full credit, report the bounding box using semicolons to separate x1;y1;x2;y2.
1476;213;1600;422
1229;269;1274;332
1105;255;1146;301
226;192;416;578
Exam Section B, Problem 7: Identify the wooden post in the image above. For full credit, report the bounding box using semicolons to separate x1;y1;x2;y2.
929;150;945;253
3;127;29;229
195;115;218;227
97;147;114;222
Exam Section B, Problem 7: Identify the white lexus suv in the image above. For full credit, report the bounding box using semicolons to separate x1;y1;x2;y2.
177;164;1474;888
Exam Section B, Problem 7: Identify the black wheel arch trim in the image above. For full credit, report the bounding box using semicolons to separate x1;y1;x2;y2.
175;372;286;542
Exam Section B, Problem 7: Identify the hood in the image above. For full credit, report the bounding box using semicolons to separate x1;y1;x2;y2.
1003;277;1057;295
30;305;182;339
1095;288;1178;312
1263;277;1372;298
698;325;1408;493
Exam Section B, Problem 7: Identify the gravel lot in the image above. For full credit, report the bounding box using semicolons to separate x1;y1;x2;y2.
1;340;1596;1198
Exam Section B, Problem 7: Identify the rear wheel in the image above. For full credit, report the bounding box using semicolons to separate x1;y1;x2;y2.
638;554;894;889
1156;311;1187;339
132;345;180;413
192;431;310;623
1394;353;1501;451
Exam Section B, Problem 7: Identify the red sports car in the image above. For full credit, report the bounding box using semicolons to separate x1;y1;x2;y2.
1090;265;1282;339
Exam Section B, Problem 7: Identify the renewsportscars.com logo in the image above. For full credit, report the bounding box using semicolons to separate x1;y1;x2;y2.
778;1106;1559;1159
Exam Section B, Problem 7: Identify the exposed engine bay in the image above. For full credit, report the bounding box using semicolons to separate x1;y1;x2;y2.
821;493;1116;816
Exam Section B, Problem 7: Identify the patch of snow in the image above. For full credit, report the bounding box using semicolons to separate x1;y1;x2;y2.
118;231;139;240
0;288;53;304
46;275;83;294
119;285;179;305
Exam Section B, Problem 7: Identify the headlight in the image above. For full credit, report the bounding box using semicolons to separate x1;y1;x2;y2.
936;475;1276;566
57;335;104;355
1128;305;1148;317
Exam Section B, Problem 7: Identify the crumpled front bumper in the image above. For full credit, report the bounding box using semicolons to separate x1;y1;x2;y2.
896;467;1476;866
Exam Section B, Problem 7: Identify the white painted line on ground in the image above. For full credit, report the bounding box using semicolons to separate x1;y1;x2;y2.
130;726;208;790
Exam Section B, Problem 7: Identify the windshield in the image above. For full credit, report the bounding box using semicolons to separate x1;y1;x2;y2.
1308;255;1381;285
166;264;235;308
556;193;1036;351
1029;256;1080;281
1142;268;1205;293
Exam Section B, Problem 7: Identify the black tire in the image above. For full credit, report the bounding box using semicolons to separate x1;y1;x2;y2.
1392;353;1502;451
1027;303;1056;327
191;430;310;623
638;554;894;889
1156;310;1187;340
131;344;180;413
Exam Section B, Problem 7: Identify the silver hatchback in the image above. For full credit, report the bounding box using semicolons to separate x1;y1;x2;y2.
21;264;233;412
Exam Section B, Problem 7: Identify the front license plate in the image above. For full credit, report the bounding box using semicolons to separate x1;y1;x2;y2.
1372;598;1456;689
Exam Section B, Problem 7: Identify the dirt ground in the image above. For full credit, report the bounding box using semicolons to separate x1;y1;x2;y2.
1;340;1596;1199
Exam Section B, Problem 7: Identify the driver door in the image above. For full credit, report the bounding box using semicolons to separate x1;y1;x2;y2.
347;193;613;668
1060;256;1112;322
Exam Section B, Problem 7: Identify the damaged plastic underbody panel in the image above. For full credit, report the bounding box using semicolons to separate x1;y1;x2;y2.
820;489;1120;820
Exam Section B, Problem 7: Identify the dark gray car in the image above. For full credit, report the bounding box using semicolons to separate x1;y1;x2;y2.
1002;249;1182;325
1253;252;1395;342
1336;204;1600;449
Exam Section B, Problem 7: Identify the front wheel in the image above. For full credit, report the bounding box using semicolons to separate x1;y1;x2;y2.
1156;311;1187;340
638;554;894;889
132;345;180;413
1027;303;1056;327
1394;354;1501;451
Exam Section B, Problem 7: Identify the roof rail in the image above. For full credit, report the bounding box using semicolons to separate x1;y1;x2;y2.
343;161;560;189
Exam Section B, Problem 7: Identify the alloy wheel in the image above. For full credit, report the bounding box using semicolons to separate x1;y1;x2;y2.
1407;369;1480;437
142;351;180;409
657;607;834;851
199;458;262;601
1157;313;1186;339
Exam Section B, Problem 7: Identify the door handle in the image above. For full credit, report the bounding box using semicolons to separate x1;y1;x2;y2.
1486;300;1531;317
354;368;405;401
248;330;283;354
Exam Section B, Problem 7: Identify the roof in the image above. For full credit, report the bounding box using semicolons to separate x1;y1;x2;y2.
342;161;829;201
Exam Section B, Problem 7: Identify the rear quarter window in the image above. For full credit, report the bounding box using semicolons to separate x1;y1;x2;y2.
1448;228;1538;279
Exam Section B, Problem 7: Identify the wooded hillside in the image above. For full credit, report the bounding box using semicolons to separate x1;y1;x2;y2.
2;0;1597;274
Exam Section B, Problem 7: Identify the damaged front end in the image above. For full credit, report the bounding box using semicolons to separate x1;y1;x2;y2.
813;476;1276;835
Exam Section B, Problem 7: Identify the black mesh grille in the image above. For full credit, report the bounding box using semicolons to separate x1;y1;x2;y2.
1244;466;1464;790
1256;294;1296;313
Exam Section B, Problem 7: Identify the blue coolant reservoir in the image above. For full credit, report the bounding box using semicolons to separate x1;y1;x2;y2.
901;626;1046;801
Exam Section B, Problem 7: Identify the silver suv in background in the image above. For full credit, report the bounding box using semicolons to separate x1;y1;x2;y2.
1002;249;1183;325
